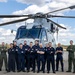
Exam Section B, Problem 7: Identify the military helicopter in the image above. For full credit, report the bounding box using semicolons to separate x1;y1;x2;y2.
0;5;75;48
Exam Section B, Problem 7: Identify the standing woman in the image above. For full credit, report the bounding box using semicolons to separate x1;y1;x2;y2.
13;41;19;71
7;43;15;72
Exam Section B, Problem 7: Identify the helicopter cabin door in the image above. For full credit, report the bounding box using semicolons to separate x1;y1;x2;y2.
39;28;48;46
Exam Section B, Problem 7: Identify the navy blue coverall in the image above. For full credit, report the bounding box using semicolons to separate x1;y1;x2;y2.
13;45;19;70
56;47;64;71
37;47;45;73
26;47;31;72
23;45;30;69
18;48;25;71
33;45;40;59
8;48;15;72
44;47;48;63
46;47;55;73
29;46;36;72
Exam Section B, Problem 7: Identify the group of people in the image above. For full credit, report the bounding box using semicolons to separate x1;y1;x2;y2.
0;40;75;74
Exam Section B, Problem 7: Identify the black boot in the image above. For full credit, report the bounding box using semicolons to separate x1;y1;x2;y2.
73;71;75;73
0;69;2;71
7;70;10;72
33;70;35;73
12;70;15;72
22;70;26;72
66;70;71;72
53;71;56;74
37;71;40;73
47;71;50;73
6;69;8;71
27;70;30;73
43;70;45;73
56;69;58;71
17;70;21;72
62;69;64;72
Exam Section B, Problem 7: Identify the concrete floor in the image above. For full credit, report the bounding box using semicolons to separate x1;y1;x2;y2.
0;60;75;75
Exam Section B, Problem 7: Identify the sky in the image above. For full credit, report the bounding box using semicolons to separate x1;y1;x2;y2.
0;0;75;45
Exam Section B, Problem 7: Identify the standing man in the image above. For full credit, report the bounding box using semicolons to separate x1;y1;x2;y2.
26;44;31;72
44;43;49;64
13;41;19;71
40;43;49;71
33;40;40;71
0;42;8;71
37;43;45;73
56;43;64;72
23;41;30;71
66;40;75;73
18;43;26;72
33;40;40;60
29;42;36;73
46;42;55;73
7;43;15;72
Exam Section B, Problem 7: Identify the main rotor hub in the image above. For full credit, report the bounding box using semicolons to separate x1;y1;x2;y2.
34;12;45;18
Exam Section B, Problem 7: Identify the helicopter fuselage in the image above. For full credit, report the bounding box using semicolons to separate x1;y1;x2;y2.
14;17;56;48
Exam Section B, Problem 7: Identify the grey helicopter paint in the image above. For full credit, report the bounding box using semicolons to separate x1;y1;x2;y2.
14;14;57;48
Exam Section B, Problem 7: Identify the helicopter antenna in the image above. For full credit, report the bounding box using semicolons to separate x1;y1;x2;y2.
25;21;27;27
56;19;59;43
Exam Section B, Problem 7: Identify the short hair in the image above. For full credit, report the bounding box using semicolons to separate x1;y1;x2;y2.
10;43;13;45
35;40;39;42
70;40;73;42
19;43;23;45
49;42;52;44
30;42;33;43
13;41;16;43
24;40;27;42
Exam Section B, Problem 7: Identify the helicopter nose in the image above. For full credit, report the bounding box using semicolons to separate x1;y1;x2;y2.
16;38;35;46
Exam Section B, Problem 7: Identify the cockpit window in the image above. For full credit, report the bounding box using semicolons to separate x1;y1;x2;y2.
39;29;47;42
16;28;40;39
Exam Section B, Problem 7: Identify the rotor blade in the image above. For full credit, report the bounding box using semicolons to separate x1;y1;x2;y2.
0;15;31;18
0;18;30;26
49;15;75;18
45;5;75;15
47;18;66;29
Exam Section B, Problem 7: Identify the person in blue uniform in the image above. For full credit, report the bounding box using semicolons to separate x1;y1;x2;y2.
23;41;30;71
46;42;55;73
33;40;40;60
13;41;19;71
56;43;64;72
7;43;15;72
32;40;40;71
44;43;49;64
30;42;36;73
40;43;49;71
37;43;45;73
26;44;31;72
29;42;36;73
18;43;26;72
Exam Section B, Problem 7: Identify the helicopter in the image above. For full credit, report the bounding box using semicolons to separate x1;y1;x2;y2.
0;5;75;48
